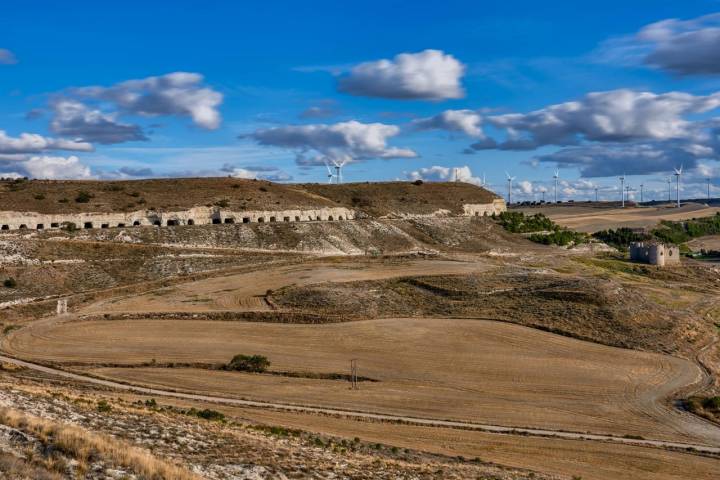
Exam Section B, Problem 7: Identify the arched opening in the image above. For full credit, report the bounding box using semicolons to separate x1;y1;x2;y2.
224;218;235;224
19;224;27;230
328;216;334;221
316;216;321;221
153;220;161;226
101;223;109;229
212;218;221;224
308;216;313;221
283;216;290;222
117;223;125;228
295;216;300;222
475;212;479;216
269;216;276;222
50;222;59;228
1;225;8;230
133;221;141;226
167;219;178;226
338;216;344;221
36;224;44;230
187;219;194;225
258;217;265;223
83;222;93;229
242;217;250;224
483;211;489;217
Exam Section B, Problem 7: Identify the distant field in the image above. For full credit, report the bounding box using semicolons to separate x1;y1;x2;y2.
516;202;720;232
7;316;714;443
687;235;720;252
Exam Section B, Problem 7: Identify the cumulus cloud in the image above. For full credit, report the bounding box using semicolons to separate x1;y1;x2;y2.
535;141;715;177
245;120;416;166
118;166;154;177
471;89;720;151
16;155;93;179
299;104;339;119
50;100;148;144
411;109;485;138
0;49;17;65
0;130;92;155
338;50;465;100
603;13;720;76
220;163;293;182
406;165;485;186
68;72;223;129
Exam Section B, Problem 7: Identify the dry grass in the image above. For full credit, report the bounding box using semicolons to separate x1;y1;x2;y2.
0;406;200;480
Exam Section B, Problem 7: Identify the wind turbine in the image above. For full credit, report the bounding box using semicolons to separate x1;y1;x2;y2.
505;172;515;205
673;166;683;208
325;162;337;184
707;178;712;202
553;169;559;203
619;174;626;208
667;177;672;202
639;183;644;203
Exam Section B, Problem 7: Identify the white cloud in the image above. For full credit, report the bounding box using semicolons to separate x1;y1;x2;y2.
601;13;720;76
0;49;17;65
473;89;720;151
69;72;223;129
50;99;148;145
246;120;416;166
406;165;485;186
338;50;465;100
411;109;485;137
23;155;93;179
517;180;533;194
0;130;92;155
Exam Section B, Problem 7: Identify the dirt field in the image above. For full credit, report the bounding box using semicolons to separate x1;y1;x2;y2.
688;235;720;252
7;316;717;445
79;258;494;313
516;203;720;232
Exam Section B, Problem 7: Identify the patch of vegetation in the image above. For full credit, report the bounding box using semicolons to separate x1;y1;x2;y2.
185;408;225;421
33;193;45;200
2;325;20;335
58;197;69;203
686;396;720;424
224;354;270;373
592;228;650;251
496;211;555;233
62;221;78;232
529;230;587;247
96;400;112;412
497;211;587;246
74;191;93;203
653;213;720;244
3;278;16;288
214;199;229;208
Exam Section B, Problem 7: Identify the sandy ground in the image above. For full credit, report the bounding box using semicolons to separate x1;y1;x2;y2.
7;316;718;445
517;203;720;233
80;258;493;313
687;235;720;252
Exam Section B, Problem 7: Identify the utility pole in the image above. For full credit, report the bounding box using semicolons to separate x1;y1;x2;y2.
541;191;545;203
350;359;358;390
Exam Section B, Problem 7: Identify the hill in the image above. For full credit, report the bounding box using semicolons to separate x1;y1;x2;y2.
0;178;499;217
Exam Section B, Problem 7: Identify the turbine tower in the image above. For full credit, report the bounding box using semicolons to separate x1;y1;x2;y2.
594;187;598;203
667;177;672;202
553;169;559;203
708;178;712;201
639;183;644;203
333;159;347;184
619;174;625;208
505;172;515;205
673;166;683;208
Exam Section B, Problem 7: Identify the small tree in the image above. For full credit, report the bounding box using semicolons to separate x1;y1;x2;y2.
226;354;270;373
75;191;93;203
62;221;77;232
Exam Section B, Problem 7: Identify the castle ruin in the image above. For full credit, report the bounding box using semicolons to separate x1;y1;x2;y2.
629;241;680;266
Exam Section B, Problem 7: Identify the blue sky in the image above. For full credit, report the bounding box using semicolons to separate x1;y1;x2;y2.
4;1;720;201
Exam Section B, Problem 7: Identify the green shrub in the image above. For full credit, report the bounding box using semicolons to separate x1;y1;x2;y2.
3;278;17;288
529;230;587;247
496;211;555;233
225;354;270;373
215;199;229;208
33;193;45;200
703;396;720;411
62;222;77;232
592;228;650;250
97;400;112;412
75;191;93;203
186;408;225;421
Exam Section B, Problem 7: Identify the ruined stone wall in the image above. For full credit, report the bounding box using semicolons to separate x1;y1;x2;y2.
629;241;680;266
0;206;356;231
463;198;507;217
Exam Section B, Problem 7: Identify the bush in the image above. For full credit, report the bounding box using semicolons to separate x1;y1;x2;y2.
225;354;270;373
592;228;650;250
703;396;720;411
62;221;77;232
529;230;587;247
97;400;112;412
3;278;16;288
33;193;45;200
75;191;93;203
186;408;225;421
214;199;229;208
58;198;69;203
496;211;555;233
412;179;424;186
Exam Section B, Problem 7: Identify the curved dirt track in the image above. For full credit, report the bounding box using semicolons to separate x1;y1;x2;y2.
1;353;718;455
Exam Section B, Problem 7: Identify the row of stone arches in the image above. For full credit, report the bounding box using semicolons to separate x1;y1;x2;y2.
0;212;351;231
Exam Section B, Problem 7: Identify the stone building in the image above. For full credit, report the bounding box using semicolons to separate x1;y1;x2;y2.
629;241;680;266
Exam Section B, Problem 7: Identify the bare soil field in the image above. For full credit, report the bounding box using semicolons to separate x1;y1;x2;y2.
516;202;720;232
6;316;717;444
79;258;496;314
688;234;720;252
